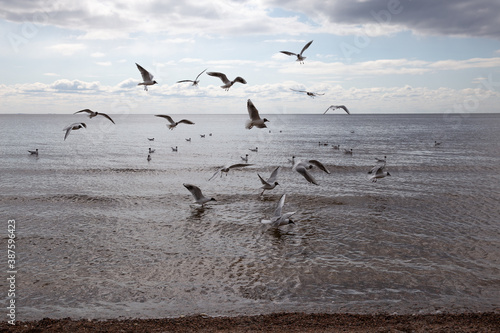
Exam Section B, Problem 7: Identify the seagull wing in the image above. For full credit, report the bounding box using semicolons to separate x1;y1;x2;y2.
258;173;270;186
280;51;297;56
308;160;330;174
294;163;318;185
155;115;175;125
368;165;384;175
178;119;195;125
247;99;262;121
74;109;93;115
207;72;230;85
98;112;115;124
208;170;221;181
176;80;195;83
290;89;307;93
227;163;253;169
339;105;350;114
299;40;313;56
136;63;154;81
195;68;208;81
267;166;280;183
233;76;247;84
273;194;286;218
183;183;204;201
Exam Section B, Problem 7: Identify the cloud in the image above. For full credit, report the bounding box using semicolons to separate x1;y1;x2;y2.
91;52;105;58
96;61;112;66
50;79;100;91
47;43;86;56
43;73;59;76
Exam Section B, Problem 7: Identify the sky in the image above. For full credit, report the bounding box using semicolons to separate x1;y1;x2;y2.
1;0;500;114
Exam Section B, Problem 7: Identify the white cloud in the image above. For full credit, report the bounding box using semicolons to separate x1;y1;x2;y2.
43;73;59;76
96;61;112;66
47;43;86;56
91;52;106;58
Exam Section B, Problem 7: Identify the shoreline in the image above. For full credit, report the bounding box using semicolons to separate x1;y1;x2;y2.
2;312;499;332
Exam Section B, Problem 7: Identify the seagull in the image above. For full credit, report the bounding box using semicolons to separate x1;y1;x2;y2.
63;122;86;140
200;134;205;138
155;115;195;130
186;138;191;142
434;141;441;147
368;164;391;182
28;149;38;156
148;138;155;141
261;194;295;228
375;156;387;163
183;183;216;207
245;99;269;129
249;147;258;152
136;63;157;91
332;145;340;150
291;157;330;185
344;149;353;155
280;40;313;64
147;154;152;162
324;105;350;115
149;148;155;154
171;146;178;152
177;68;207;86
290;89;324;98
241;154;249;162
209;163;253;181
73;109;115;124
207;71;247;91
258;166;280;196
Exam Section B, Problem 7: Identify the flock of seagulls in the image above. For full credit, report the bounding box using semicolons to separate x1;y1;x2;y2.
27;41;404;229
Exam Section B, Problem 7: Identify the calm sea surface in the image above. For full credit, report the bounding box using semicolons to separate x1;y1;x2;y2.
1;113;499;320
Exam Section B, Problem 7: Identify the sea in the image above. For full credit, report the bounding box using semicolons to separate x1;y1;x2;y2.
1;113;499;320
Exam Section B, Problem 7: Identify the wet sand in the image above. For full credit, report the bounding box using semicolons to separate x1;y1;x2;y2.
2;312;499;332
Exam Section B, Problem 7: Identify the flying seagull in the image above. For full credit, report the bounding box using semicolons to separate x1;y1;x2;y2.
291;157;330;185
324;105;351;115
368;163;391;182
176;68;207;86
136;63;157;91
261;194;296;228
246;99;269;129
155;115;195;130
207;71;247;91
63;122;86;140
290;89;324;98
28;149;38;156
74;109;115;124
258;166;280;196
280;40;313;64
183;183;216;207
209;163;253;181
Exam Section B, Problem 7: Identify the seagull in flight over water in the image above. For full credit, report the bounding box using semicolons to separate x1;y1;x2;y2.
28;149;38;156
155;115;195;129
261;194;296;228
258;166;280;196
207;71;247;91
290;89;324;98
209;163;253;181
280;40;313;64
136;63;157;91
183;183;216;207
368;163;391;182
177;68;207;86
246;99;269;129
74;109;115;124
324;105;351;115
63;122;86;140
291;156;331;185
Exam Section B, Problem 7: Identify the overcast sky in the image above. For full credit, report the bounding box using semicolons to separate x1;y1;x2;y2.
1;0;500;114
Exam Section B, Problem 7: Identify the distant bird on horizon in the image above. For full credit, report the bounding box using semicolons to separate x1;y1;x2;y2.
209;163;253;181
375;156;387;163
136;63;157;91
148;138;154;141
241;154;249;163
258;166;280;196
290;89;324;98
155;115;195;129
147;154;152;162
344;148;353;155
434;141;442;147
63;122;86;140
28;149;38;156
186;138;191;142
368;164;391;182
176;68;207;86
324;105;350;115
149;148;155;154
207;71;247;91
171;146;178;152
246;99;269;129
74;109;115;124
280;40;313;64
291;157;330;185
249;147;258;152
261;194;296;228
183;183;216;207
